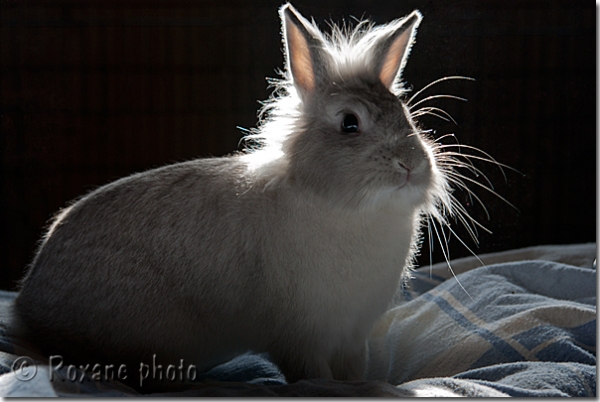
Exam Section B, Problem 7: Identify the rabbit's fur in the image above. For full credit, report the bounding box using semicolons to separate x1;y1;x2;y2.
12;3;450;389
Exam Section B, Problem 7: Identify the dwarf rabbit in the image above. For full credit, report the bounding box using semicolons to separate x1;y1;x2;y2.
12;3;453;389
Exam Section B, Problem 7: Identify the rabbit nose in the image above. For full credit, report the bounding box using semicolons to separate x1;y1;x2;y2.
397;161;410;172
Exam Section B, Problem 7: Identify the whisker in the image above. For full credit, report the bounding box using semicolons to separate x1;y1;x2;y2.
438;151;494;176
447;197;481;243
412;110;452;124
432;133;473;169
446;170;519;212
445;224;488;271
448;193;492;235
440;218;452;262
435;144;502;161
444;172;476;208
437;156;481;178
439;151;523;179
430;217;474;301
450;194;492;234
453;212;480;244
411;78;520;301
407;76;475;106
434;144;525;182
411;106;458;125
427;216;434;278
444;172;491;219
440;160;496;191
409;94;468;111
435;133;458;142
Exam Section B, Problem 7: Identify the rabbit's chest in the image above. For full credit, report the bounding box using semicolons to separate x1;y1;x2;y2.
312;211;412;288
269;202;417;325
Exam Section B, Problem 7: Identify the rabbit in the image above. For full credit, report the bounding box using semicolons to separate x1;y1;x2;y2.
11;3;453;390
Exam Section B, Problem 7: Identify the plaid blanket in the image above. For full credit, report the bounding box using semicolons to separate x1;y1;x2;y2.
0;243;595;397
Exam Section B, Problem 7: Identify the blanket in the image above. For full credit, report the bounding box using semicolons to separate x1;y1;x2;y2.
0;243;595;397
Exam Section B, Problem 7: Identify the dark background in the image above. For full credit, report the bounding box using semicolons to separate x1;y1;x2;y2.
0;0;596;291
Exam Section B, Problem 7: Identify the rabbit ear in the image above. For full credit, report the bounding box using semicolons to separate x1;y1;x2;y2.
280;4;328;99
372;11;422;90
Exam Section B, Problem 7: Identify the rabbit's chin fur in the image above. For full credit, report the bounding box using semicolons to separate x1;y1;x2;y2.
11;4;452;391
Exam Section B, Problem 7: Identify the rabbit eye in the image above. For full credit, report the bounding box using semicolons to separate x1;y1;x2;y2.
341;113;359;134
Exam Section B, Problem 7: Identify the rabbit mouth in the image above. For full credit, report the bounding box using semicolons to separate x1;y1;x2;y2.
396;170;410;189
396;175;420;191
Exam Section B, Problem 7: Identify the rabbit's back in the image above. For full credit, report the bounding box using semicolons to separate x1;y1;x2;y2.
14;157;270;368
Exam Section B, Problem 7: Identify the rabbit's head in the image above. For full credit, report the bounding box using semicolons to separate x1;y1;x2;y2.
244;4;449;213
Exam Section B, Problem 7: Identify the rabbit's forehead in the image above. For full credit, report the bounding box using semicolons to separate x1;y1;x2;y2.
322;86;406;123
